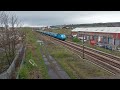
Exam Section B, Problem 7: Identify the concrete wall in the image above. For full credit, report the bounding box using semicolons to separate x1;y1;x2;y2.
16;47;26;79
0;45;25;79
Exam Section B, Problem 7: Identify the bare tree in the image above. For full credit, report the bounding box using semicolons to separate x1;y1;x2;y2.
10;14;18;59
0;11;24;68
0;11;11;65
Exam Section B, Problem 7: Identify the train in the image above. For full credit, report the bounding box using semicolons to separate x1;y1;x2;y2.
36;30;67;41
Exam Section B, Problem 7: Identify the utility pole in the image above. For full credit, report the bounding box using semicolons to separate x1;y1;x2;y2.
83;33;85;59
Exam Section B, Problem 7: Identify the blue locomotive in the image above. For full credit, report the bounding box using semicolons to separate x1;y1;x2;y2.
37;30;66;41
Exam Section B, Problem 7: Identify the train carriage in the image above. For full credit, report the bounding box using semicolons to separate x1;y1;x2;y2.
56;34;66;41
37;30;66;41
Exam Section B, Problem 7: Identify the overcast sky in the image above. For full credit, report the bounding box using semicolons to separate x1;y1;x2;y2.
9;11;120;27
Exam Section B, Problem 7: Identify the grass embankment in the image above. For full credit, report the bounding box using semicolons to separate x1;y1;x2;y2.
18;28;49;79
46;41;112;79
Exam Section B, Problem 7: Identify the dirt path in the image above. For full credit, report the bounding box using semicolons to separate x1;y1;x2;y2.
35;31;70;79
40;45;70;79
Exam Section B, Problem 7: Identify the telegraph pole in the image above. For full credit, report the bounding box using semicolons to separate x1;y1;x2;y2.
83;33;85;59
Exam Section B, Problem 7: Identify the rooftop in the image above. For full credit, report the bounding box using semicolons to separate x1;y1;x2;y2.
72;27;120;33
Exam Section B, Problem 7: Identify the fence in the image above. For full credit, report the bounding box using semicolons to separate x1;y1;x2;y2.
0;44;25;79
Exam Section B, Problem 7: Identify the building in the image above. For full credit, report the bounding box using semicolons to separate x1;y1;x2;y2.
71;29;78;37
71;27;120;50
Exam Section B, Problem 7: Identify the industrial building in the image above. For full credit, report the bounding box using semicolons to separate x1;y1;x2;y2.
71;27;120;50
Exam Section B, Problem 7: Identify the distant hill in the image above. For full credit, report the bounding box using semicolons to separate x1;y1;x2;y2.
51;22;120;28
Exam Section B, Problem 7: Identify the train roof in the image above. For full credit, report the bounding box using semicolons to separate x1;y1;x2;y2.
71;27;120;33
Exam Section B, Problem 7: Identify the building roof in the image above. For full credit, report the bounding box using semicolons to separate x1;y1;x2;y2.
71;27;120;33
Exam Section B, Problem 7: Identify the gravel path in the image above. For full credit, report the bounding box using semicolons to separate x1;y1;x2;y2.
40;45;70;79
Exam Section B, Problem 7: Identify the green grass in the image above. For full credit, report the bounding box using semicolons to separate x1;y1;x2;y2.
19;65;28;79
18;29;49;79
72;37;81;43
46;42;112;79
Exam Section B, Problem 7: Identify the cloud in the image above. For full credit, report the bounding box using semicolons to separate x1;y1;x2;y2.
8;11;120;27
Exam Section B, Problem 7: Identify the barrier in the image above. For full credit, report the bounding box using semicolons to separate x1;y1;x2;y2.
0;44;25;79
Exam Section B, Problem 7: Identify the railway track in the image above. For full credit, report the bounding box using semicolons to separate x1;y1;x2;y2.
66;40;120;62
39;33;120;75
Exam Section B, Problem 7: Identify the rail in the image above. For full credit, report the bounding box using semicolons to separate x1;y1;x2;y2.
39;32;120;75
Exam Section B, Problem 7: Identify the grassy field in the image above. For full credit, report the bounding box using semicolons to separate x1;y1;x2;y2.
18;28;49;79
45;40;112;79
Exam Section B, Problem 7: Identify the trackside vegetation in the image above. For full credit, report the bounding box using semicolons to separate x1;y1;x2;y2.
18;28;49;79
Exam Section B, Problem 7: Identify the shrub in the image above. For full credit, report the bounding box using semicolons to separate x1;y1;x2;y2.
72;37;80;42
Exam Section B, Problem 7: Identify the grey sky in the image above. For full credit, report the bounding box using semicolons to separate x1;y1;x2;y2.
10;11;120;27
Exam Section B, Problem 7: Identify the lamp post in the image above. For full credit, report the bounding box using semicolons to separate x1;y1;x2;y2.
83;33;85;59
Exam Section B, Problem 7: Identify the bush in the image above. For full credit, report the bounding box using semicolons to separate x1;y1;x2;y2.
72;37;80;42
